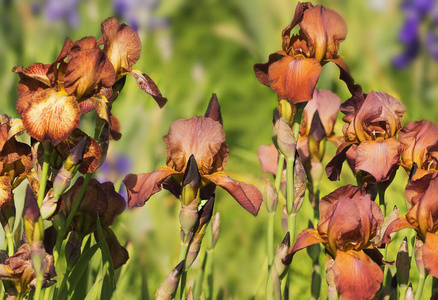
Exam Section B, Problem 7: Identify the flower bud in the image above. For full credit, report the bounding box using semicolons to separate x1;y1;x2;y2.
396;237;410;287
186;287;194;300
415;239;426;277
53;137;86;198
292;156;306;214
278;99;294;126
404;283;413;300
156;260;185;300
98;122;110;166
181;155;201;206
23;186;43;243
264;179;278;213
204;93;222;124
266;264;281;300
274;232;290;277
179;200;199;238
281;206;287;234
275;119;296;159
325;256;337;300
210;212;220;250
308;111;327;161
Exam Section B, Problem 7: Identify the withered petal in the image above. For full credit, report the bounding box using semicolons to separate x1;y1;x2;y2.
325;142;354;181
377;216;414;247
95;227;129;270
12;63;52;87
0;176;12;208
123;167;179;208
99;181;126;227
355;139;401;182
20;89;80;146
268;56;322;103
333;250;383;300
203;173;263;216
423;232;438;278
129;69;168;108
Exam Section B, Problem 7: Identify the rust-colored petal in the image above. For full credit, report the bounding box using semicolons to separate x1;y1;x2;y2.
301;89;342;137
399;120;438;174
284;228;324;264
12;63;52;90
19;88;80;146
123;167;179;208
56;128;101;174
63;37;116;99
299;5;347;61
163;116;229;174
203;173;263;216
423;232;438;278
257;144;279;175
319;184;363;217
268;55;322;103
355;138;401;182
98;17;141;77
0;176;12;208
99;181;126;227
129;69;168;108
333;250;383;300
412;178;438;238
325;142;354;181
254;51;286;87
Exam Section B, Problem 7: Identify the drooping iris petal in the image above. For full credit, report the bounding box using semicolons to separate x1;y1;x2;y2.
163;116;229;174
413;179;438;238
267;55;322;103
378;216;415;246
423;232;438;277
0;177;12;207
319;184;363;217
325;142;354;181
257;144;279;175
203;173;263;216
333;250;383;300
123;167;179;208
285;228;324;264
19;88;80;146
130;69;168;108
95;227;129;270
355;138;401;182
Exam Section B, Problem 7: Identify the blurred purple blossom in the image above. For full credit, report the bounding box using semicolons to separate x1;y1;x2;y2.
393;0;438;68
32;0;81;28
112;0;170;32
97;153;132;199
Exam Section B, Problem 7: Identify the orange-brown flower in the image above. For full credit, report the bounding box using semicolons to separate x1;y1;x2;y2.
326;90;406;183
124;116;263;216
254;2;349;103
286;185;384;299
398;120;438;180
61;177;128;269
0;115;33;214
379;172;438;278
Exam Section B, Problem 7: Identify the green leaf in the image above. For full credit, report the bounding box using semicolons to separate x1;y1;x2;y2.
67;244;99;295
96;215;115;299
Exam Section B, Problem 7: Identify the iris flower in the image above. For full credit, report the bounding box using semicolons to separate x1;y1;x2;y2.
379;172;438;278
326;90;406;183
254;2;349;103
398;120;438;180
286;185;384;300
124;116;263;216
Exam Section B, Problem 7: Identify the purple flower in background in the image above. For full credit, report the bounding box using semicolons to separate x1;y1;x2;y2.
112;0;169;32
97;154;132;199
393;0;438;68
42;0;80;28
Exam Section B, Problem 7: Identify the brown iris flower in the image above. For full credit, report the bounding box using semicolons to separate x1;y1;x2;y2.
124;116;263;216
0;115;33;214
254;2;349;103
379;172;438;278
398;120;438;181
286;185;384;300
13;17;166;146
61;177;128;269
326;90;406;183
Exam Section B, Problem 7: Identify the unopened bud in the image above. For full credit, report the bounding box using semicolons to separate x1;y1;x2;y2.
181;155;201;206
98;122;110;166
264;179;278;213
404;283;413;300
275;119;296;159
204;93;222;124
156;260;185;300
325;256;337;300
281;206;287;234
292;156;306;214
186;287;194;300
179;200;199;237
266;265;281;300
23;186;43;243
273;232;290;278
40;189;60;220
308;112;327;160
53;137;86;198
278;100;294;126
396;237;410;287
415;239;426;277
210;212;220;249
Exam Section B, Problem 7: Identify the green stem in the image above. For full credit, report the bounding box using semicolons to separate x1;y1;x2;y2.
267;212;275;269
33;272;44;300
274;153;285;192
194;249;209;300
310;259;321;300
5;232;14;257
414;273;427;300
37;142;51;207
398;284;407;300
205;248;213;300
432;277;438;295
176;240;190;300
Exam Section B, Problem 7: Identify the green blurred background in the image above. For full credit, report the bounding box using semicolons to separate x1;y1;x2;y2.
1;0;437;298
